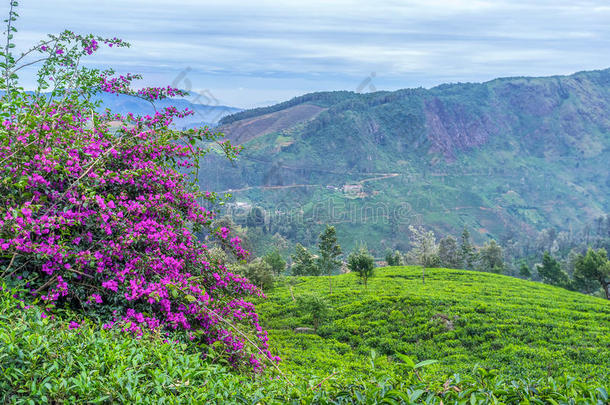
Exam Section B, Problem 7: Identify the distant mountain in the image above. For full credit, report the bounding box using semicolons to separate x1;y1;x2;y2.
197;69;610;254
95;92;240;128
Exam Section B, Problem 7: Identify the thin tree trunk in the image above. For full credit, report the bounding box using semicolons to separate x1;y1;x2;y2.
422;266;426;284
603;281;609;300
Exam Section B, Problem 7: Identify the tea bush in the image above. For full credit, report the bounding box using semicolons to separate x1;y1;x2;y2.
258;267;610;382
2;283;609;403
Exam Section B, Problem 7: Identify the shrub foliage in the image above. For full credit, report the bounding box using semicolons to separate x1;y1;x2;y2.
0;4;276;370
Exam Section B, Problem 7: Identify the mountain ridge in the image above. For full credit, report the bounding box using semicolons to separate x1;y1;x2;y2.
199;68;610;254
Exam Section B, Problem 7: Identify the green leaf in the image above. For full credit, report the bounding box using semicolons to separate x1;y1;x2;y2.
396;353;415;369
382;390;409;402
409;389;425;401
413;359;438;369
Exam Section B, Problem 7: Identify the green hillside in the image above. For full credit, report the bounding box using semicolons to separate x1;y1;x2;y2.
198;69;610;254
3;269;610;403
259;267;610;381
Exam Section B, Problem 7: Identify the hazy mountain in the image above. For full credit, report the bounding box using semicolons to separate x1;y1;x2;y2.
197;68;610;254
95;92;241;128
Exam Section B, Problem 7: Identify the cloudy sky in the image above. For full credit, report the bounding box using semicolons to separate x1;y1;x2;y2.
9;0;610;108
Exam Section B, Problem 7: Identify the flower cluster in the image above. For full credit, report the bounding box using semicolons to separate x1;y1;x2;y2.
0;28;274;371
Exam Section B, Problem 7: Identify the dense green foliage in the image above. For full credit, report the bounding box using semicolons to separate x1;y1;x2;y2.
476;241;504;274
296;293;330;332
2;280;609;404
233;257;275;290
346;246;375;288
385;249;403;266
264;249;287;275
438;236;461;269
538;251;571;288
573;248;610;299
257;267;610;383
519;262;532;278
291;243;321;276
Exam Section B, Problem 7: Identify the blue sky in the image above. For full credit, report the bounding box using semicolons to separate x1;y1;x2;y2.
9;0;610;108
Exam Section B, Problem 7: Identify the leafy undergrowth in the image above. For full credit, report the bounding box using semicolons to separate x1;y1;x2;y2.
258;267;610;382
2;276;610;404
0;283;287;403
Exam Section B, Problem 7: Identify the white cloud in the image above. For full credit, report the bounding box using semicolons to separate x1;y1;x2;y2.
4;0;610;107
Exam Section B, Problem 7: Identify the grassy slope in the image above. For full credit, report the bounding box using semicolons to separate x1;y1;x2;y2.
259;267;610;381
2;271;610;403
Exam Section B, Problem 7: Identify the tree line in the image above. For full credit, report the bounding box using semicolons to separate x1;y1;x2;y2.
213;212;610;300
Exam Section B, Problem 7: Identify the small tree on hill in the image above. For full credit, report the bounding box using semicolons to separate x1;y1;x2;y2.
407;226;439;284
438;235;462;269
234;258;275;291
519;262;531;279
263;249;286;276
537;251;570;288
297;294;330;332
459;228;477;270
348;245;375;289
246;206;266;229
573;248;610;299
291;243;320;276
318;225;342;294
385;249;402;266
477;240;504;274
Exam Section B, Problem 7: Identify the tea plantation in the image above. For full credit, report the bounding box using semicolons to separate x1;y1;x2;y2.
2;268;610;403
259;267;610;381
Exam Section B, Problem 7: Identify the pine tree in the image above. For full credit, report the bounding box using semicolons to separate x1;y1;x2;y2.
477;240;504;274
573;248;610;299
291;244;320;276
317;225;342;294
537;251;570;288
519;262;531;278
438;235;462;269
459;228;476;270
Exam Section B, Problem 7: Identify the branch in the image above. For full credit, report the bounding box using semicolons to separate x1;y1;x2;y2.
34;274;58;295
0;253;17;278
12;38;56;65
4;0;15;91
40;131;128;219
0;139;38;166
312;371;338;391
205;305;293;385
11;57;49;74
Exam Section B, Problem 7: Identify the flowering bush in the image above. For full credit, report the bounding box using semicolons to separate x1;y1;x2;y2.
0;2;277;371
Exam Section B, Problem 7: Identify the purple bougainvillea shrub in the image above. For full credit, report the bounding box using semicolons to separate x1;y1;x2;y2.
0;3;278;371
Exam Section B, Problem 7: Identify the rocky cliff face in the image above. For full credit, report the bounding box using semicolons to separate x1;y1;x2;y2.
424;97;493;158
